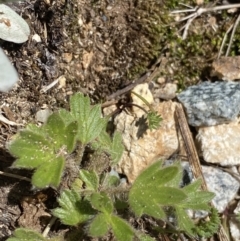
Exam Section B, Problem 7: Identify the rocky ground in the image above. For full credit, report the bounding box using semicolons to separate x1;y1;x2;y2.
1;0;240;240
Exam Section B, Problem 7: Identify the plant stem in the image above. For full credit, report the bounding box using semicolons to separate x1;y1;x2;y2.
131;91;154;112
75;143;86;165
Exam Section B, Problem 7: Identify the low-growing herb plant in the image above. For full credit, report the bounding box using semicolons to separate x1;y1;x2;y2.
6;93;219;241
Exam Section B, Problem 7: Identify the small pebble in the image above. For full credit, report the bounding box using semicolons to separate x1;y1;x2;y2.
154;83;177;100
35;109;53;123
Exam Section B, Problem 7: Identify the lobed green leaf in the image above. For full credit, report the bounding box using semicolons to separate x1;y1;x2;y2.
7;228;46;241
58;108;75;126
131;161;179;189
181;179;215;211
31;156;64;188
9;110;78;188
9;128;52;169
70;93;107;144
110;215;135;241
175;206;196;237
79;169;99;191
88;213;109;237
136;233;156;241
52;189;95;225
93;130;124;165
109;131;124;164
90;192;113;214
129;161;184;218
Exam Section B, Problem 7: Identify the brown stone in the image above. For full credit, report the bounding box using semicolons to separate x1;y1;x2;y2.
211;56;240;81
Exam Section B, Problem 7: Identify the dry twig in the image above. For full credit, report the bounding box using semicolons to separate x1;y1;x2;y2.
176;104;229;241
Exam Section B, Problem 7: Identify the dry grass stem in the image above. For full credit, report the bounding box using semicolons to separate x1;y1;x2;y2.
171;4;240;39
175;104;230;241
225;14;240;56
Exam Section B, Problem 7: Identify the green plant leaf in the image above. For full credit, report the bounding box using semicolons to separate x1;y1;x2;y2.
32;156;64;188
9;112;78;188
175;206;196;237
90;192;113;214
93;130;124;165
147;111;162;131
70;93;91;124
43;113;66;149
193;207;220;238
52;189;95;225
136;233;156;241
165;161;183;188
131;161;179;188
109;131;124;164
64;121;79;152
110;215;135;241
155;187;187;205
9;127;52;168
88;213;109;237
182;178;202;193
129;185;187;218
129;161;185;218
101;172;120;189
7;228;46;241
58;108;75;126
70;93;107;144
79;169;99;191
180;191;214;211
180;179;215;211
43;112;78;153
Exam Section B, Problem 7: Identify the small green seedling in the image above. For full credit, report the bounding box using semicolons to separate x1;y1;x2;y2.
131;90;162;130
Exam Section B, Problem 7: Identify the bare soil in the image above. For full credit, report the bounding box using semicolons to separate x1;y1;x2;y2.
0;0;166;240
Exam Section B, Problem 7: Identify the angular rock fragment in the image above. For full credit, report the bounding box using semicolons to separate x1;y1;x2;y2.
196;120;240;166
211;56;240;81
177;81;240;126
115;101;182;183
202;165;240;213
154;83;177;100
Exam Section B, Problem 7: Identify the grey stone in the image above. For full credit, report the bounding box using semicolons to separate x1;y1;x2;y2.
177;161;240;213
177;81;240;126
202;165;240;213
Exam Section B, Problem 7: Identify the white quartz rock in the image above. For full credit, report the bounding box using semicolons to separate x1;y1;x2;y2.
177;81;240;126
196;120;240;165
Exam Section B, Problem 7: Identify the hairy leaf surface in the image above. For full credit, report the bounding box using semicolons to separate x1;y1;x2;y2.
111;215;135;241
7;228;46;241
9;113;78;188
90;192;113;214
79;170;99;191
70;93;107;144
129;161;185;217
53;189;95;225
88;213;109;237
93;130;124;164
